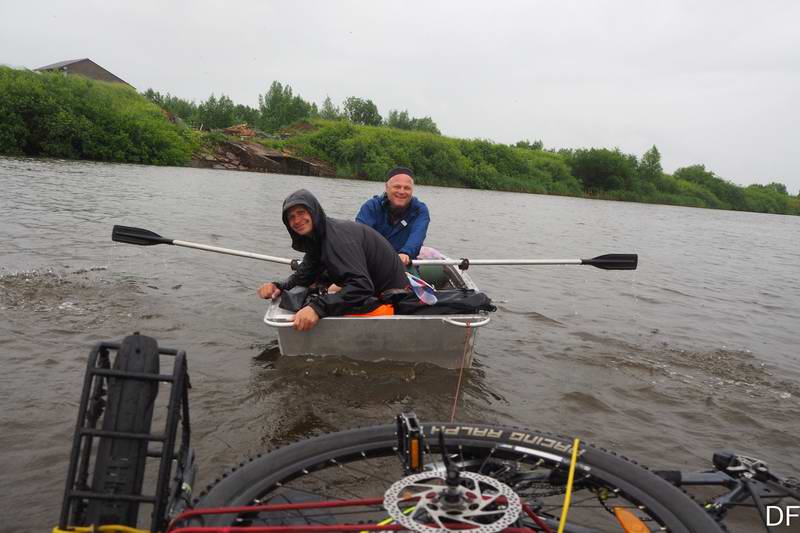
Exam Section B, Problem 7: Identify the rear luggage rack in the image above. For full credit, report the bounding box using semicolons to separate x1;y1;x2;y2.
58;333;193;532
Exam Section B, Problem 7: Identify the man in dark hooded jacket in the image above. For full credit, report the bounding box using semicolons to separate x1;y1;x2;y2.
257;189;408;331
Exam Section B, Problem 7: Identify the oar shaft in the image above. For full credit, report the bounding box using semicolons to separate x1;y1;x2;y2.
413;253;636;270
112;226;634;271
171;240;294;265
413;259;583;266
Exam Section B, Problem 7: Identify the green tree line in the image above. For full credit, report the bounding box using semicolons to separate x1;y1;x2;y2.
558;145;799;214
143;80;796;215
0;67;197;165
0;67;796;215
143;81;440;135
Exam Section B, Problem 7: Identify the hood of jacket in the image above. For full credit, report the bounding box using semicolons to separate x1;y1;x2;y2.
282;189;327;252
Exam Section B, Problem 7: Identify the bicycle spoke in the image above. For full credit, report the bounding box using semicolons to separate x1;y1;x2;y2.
329;457;398;486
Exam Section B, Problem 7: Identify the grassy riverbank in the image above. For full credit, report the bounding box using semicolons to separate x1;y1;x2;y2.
260;120;583;195
1;66;797;215
0;67;197;165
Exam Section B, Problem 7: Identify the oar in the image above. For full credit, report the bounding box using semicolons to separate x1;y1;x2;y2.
412;254;638;270
112;225;637;271
111;225;296;266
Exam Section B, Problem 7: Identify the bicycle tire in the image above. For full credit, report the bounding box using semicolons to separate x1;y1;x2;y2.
192;422;724;533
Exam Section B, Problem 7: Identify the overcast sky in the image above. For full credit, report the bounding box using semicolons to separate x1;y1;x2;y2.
2;0;798;193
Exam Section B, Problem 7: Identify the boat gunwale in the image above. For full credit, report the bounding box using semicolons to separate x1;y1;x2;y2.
264;305;489;324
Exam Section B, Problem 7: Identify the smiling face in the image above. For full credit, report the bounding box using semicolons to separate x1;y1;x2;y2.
286;205;313;236
385;173;414;211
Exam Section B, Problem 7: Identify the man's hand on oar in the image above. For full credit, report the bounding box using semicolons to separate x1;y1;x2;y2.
257;283;282;300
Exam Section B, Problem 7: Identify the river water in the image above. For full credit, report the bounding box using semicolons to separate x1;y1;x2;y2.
1;156;798;531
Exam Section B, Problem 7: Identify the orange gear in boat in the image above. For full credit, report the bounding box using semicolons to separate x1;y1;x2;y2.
346;304;394;317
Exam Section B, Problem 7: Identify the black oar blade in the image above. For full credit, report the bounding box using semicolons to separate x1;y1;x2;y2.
112;225;173;246
582;254;638;270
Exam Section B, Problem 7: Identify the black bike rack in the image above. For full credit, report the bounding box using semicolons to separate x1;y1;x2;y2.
58;334;193;532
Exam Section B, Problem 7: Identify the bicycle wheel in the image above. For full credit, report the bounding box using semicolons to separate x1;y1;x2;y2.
190;422;724;533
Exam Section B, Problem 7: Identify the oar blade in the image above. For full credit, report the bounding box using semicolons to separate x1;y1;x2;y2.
582;254;638;270
112;225;172;246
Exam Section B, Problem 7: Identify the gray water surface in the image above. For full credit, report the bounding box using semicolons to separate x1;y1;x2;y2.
1;157;798;531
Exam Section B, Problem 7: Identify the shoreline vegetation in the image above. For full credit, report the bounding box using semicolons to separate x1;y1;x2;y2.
1;66;797;216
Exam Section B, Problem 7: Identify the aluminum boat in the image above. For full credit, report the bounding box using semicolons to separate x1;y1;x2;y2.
263;248;491;369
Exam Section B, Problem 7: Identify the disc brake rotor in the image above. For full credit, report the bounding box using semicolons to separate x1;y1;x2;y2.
383;470;521;533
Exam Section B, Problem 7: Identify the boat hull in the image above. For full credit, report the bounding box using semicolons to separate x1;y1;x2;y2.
265;307;486;369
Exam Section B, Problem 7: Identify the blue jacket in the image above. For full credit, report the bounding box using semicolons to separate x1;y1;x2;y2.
356;194;430;259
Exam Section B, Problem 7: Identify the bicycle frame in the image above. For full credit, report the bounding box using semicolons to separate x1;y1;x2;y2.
656;452;800;531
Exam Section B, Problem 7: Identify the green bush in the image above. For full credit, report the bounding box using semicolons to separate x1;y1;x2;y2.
743;184;798;214
276;120;581;195
0;67;197;165
563;148;637;191
673;165;746;210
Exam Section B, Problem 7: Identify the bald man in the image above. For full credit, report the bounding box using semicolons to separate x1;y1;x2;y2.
356;166;430;266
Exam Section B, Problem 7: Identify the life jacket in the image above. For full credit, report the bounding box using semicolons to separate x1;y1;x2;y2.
346;304;395;317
